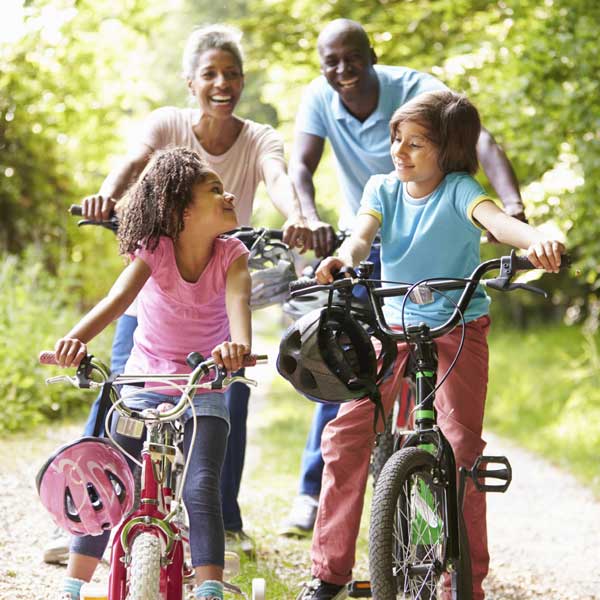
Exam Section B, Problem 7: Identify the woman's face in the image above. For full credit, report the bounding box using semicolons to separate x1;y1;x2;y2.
187;49;244;119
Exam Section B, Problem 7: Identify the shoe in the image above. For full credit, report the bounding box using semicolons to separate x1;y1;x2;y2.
224;529;255;559
296;578;348;600
279;494;319;538
44;527;70;564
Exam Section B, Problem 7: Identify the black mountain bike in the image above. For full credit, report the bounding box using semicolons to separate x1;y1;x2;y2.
290;251;567;599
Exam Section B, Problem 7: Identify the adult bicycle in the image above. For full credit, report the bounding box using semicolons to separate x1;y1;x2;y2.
289;251;567;599
37;350;268;600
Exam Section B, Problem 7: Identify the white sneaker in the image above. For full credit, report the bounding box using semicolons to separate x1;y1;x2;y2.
279;494;319;538
44;527;70;564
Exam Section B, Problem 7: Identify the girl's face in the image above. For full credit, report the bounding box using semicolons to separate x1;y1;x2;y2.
186;171;238;233
391;120;444;198
187;49;244;119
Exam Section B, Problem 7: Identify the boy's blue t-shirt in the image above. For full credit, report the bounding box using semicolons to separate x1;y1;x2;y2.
359;172;493;327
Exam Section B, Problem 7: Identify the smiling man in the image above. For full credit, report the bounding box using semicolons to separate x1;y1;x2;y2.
284;21;526;597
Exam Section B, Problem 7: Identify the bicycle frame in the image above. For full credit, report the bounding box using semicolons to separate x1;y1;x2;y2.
40;351;266;600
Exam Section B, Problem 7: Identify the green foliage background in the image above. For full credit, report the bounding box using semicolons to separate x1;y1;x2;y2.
1;0;599;482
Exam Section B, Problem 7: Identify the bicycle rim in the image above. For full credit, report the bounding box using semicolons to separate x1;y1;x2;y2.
369;447;471;599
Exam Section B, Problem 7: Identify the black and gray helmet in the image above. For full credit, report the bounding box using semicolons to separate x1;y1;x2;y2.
276;304;397;404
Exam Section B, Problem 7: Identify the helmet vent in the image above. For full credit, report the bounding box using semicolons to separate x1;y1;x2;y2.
87;483;103;510
278;355;297;375
299;369;317;390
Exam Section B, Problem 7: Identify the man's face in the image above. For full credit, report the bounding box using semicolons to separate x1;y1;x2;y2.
318;29;375;102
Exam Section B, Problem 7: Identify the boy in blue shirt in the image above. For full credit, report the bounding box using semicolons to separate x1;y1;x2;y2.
298;90;564;600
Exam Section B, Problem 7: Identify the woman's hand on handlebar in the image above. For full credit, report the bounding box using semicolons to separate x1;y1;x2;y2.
211;341;251;373
316;256;347;284
81;194;116;221
526;239;565;273
281;216;312;254
53;337;88;368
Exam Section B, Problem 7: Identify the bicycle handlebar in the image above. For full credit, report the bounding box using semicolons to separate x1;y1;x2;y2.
290;251;572;343
39;350;266;369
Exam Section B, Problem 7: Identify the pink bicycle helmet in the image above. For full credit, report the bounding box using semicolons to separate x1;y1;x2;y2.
36;437;135;536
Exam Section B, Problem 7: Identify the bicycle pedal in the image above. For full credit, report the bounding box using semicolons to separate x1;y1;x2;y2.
469;455;512;492
347;580;371;597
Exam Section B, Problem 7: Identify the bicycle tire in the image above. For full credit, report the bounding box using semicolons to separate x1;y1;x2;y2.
126;532;162;600
369;447;472;599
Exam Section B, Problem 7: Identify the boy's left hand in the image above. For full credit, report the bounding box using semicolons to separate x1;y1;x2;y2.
526;240;565;273
212;341;251;373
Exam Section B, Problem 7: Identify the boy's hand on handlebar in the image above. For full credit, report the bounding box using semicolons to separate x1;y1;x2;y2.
316;256;346;284
282;216;312;254
211;342;251;373
54;337;87;368
82;194;116;221
526;240;565;273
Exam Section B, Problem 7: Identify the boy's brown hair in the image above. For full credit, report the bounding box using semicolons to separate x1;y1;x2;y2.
389;90;481;175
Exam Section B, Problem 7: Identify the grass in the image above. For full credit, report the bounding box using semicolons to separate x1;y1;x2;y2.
486;323;600;494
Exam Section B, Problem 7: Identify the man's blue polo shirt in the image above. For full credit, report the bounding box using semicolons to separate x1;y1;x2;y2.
295;65;446;229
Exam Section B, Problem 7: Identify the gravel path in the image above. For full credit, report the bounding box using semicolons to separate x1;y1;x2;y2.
1;359;598;599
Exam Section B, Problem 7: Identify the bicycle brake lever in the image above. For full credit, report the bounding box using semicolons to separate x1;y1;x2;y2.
510;282;548;298
484;279;547;298
223;375;258;388
45;375;80;387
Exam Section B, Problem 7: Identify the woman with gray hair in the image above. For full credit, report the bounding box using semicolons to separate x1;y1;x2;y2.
47;27;308;597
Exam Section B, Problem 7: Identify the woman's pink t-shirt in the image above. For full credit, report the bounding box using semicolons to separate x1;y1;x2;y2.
124;236;249;394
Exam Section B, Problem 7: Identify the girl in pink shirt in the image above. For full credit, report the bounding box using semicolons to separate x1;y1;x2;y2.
52;146;251;600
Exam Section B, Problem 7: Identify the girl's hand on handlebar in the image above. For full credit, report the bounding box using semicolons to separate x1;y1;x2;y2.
282;216;312;254
211;341;251;373
82;194;116;221
526;239;565;273
54;337;88;368
316;256;346;284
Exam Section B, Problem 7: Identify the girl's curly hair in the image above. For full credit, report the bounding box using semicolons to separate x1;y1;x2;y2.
118;147;213;255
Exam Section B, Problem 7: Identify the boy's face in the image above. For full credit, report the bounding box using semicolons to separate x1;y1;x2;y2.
391;120;444;198
186;171;238;234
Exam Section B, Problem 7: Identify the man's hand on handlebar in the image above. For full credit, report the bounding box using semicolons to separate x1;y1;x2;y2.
526;239;565;273
211;341;251;373
54;337;88;368
307;219;337;258
81;194;117;221
281;216;312;254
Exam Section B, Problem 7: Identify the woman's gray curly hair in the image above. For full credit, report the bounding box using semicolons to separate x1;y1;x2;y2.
182;24;244;79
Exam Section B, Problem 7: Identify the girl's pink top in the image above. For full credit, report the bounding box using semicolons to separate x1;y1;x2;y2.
124;235;249;394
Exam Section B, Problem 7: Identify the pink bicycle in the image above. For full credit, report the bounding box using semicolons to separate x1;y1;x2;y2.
37;350;268;600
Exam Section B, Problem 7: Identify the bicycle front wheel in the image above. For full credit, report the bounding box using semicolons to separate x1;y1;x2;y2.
369;447;472;599
127;531;162;600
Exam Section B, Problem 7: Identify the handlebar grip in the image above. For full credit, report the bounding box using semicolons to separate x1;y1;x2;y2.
512;255;535;270
243;354;268;367
513;253;571;271
69;205;83;216
289;276;318;293
39;351;58;365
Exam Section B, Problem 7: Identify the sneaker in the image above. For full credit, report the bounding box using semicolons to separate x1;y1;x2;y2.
224;529;255;559
43;527;70;564
279;494;319;538
296;578;348;600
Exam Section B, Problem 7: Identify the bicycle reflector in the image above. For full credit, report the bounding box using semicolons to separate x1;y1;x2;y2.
36;437;135;536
